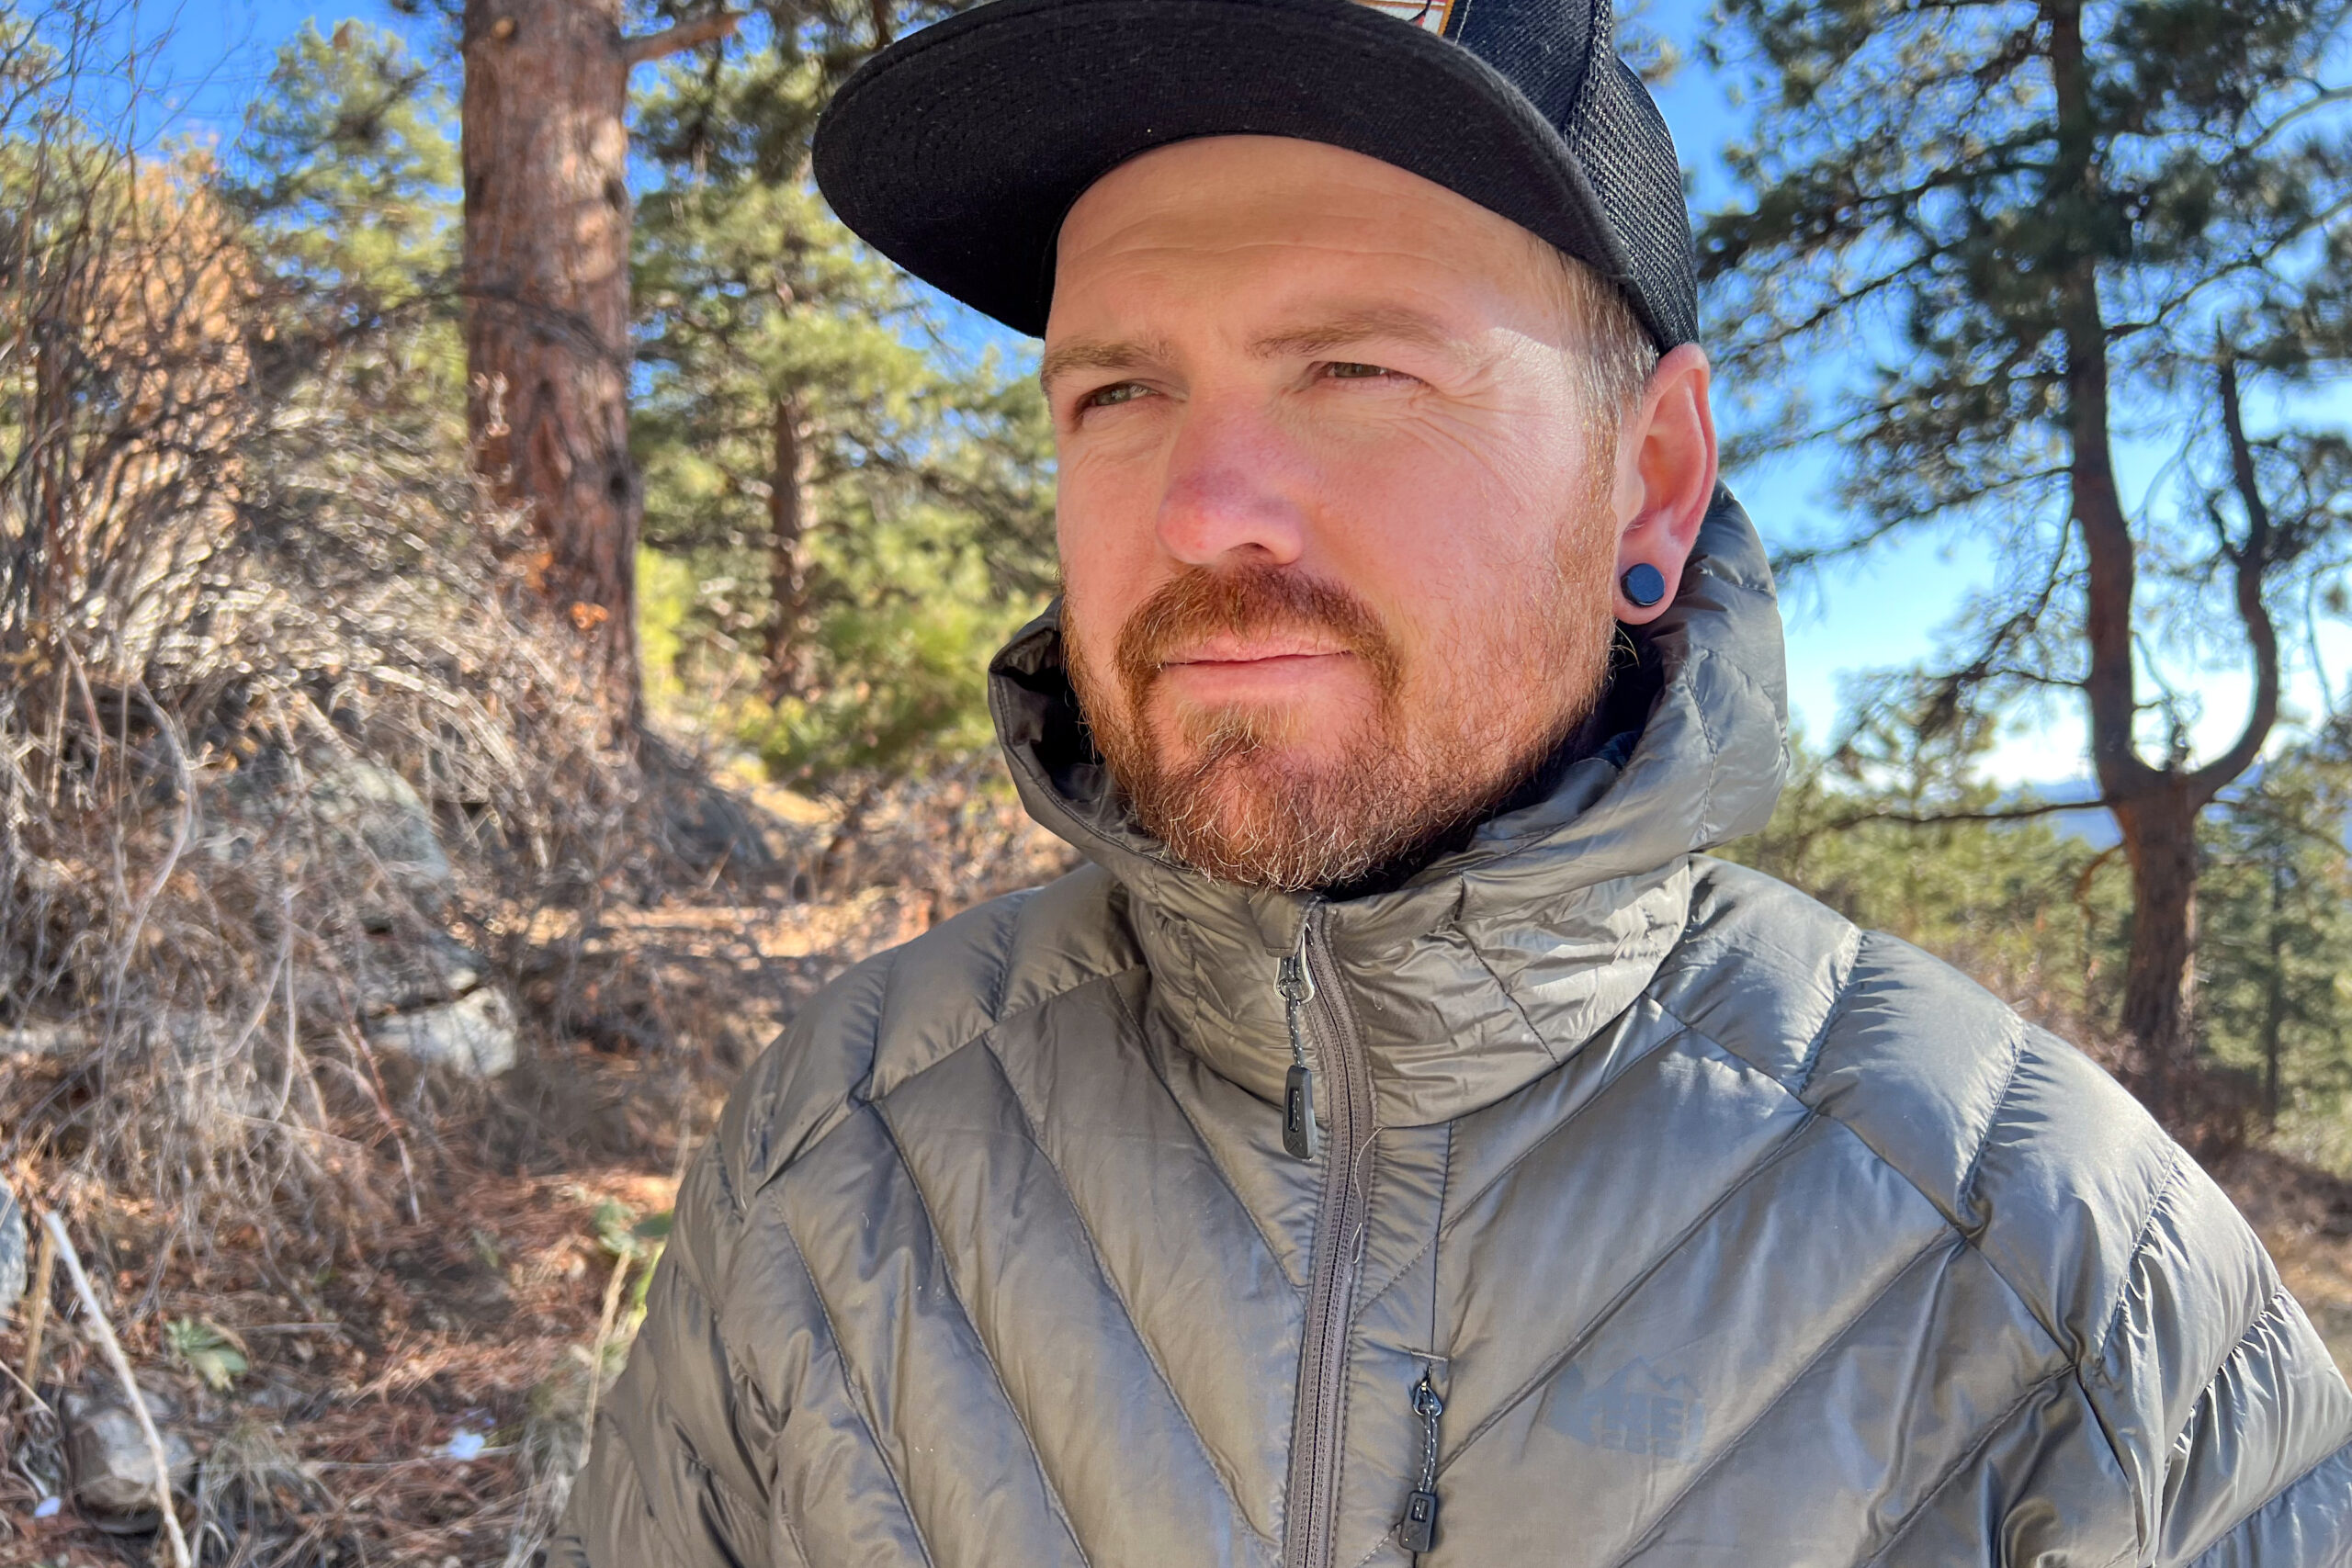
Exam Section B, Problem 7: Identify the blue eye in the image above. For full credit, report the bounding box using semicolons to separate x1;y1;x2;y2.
1080;382;1152;409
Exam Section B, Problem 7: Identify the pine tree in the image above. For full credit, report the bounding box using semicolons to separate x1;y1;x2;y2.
628;31;1051;787
2199;739;2352;1130
225;20;464;443
1701;0;2352;1115
456;0;739;727
632;80;1052;785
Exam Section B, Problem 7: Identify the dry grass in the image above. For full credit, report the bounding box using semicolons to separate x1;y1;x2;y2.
0;777;1068;1565
0;13;1077;1551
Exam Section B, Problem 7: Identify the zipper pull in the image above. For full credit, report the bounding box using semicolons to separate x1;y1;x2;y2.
1399;1372;1444;1554
1277;942;1317;1162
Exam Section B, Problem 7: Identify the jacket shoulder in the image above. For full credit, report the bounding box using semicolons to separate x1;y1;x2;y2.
1660;858;2187;1344
710;861;1141;1207
1666;861;2352;1552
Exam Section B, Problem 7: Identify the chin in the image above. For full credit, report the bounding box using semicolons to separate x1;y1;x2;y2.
1151;697;1375;767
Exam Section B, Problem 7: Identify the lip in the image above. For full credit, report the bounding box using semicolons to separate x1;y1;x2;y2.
1155;649;1358;702
1162;635;1355;666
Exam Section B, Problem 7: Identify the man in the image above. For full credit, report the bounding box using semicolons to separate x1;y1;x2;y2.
556;0;2352;1561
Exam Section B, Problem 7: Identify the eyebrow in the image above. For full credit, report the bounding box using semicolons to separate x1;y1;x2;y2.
1246;306;1466;363
1038;336;1175;395
1037;307;1471;394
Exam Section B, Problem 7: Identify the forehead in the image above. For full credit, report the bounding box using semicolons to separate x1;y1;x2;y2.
1046;135;1560;340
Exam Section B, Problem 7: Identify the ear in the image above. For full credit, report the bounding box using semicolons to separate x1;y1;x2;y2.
1608;344;1717;625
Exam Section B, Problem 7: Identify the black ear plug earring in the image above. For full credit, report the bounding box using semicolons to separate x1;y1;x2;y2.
1621;562;1667;608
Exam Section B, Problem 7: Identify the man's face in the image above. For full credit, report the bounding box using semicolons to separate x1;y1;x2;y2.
1045;136;1701;890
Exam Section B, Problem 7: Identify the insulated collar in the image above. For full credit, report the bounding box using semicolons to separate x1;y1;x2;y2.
987;487;1789;1124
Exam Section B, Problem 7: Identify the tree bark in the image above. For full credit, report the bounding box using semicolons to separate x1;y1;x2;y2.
2048;2;2149;816
763;395;809;699
2049;0;2216;1104
460;0;737;728
2114;784;2200;1094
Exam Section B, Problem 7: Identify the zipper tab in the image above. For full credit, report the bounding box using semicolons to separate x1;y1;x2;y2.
1278;942;1318;1161
1398;1373;1444;1554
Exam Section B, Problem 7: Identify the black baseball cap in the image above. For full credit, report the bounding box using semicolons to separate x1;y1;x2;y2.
811;0;1698;351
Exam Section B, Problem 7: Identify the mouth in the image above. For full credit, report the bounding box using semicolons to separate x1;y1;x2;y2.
1150;640;1363;709
1159;633;1358;669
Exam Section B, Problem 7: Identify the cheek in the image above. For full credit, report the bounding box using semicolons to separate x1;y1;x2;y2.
1320;424;1590;654
1056;455;1159;637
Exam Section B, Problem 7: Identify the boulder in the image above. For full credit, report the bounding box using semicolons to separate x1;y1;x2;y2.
63;1383;196;1534
350;930;487;1019
305;759;453;903
366;987;518;1077
205;752;454;910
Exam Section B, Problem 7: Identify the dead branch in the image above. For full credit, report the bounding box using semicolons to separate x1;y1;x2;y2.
41;1210;192;1568
18;1219;55;1404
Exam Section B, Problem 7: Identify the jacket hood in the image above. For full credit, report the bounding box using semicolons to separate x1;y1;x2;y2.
987;487;1790;1125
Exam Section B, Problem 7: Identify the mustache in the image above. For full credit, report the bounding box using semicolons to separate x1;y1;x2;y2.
1111;565;1403;697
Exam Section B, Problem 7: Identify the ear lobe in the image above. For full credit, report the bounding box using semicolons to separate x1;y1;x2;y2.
1611;344;1716;626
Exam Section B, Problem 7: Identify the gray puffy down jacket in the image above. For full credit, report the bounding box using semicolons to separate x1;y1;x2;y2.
554;494;2352;1567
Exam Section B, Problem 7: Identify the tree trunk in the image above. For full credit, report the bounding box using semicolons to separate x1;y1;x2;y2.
462;0;641;722
2114;784;2200;1106
763;395;809;699
2049;0;2207;1103
460;0;736;726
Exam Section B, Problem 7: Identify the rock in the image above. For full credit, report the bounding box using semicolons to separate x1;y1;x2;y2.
206;752;454;909
0;1019;87;1058
366;987;518;1077
0;1184;22;1324
305;759;453;903
350;931;487;1019
63;1384;196;1534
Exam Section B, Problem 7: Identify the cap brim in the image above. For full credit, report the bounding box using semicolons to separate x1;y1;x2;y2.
812;0;1644;341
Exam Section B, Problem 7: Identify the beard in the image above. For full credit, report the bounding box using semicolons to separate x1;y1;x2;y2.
1063;523;1620;892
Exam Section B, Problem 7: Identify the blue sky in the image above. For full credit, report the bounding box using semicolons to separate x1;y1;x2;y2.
141;0;2349;786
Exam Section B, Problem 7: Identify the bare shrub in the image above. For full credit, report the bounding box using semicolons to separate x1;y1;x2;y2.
0;0;657;1282
0;6;1068;1561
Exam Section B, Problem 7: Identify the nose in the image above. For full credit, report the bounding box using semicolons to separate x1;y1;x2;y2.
1153;398;1311;570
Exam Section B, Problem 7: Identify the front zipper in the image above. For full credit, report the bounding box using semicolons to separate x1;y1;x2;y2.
1281;906;1378;1568
1278;946;1318;1161
1398;1372;1444;1555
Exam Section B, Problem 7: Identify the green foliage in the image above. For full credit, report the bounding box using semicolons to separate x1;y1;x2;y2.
165;1316;250;1392
1700;0;2352;784
222;19;464;439
1728;711;2352;1162
1724;706;2129;1029
591;1198;671;1262
731;511;1013;785
631;51;1054;790
587;1199;672;1329
2199;740;2352;1135
631;3;983;185
227;21;457;299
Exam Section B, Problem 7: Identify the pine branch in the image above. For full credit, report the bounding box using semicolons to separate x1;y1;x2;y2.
1820;796;2115;831
2189;354;2285;803
624;10;741;67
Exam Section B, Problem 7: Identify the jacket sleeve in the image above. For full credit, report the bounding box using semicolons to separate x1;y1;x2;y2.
548;1141;782;1568
2089;1149;2352;1567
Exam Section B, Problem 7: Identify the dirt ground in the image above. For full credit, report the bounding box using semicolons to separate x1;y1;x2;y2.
2;883;2347;1564
0;874;947;1568
2215;1147;2352;1377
